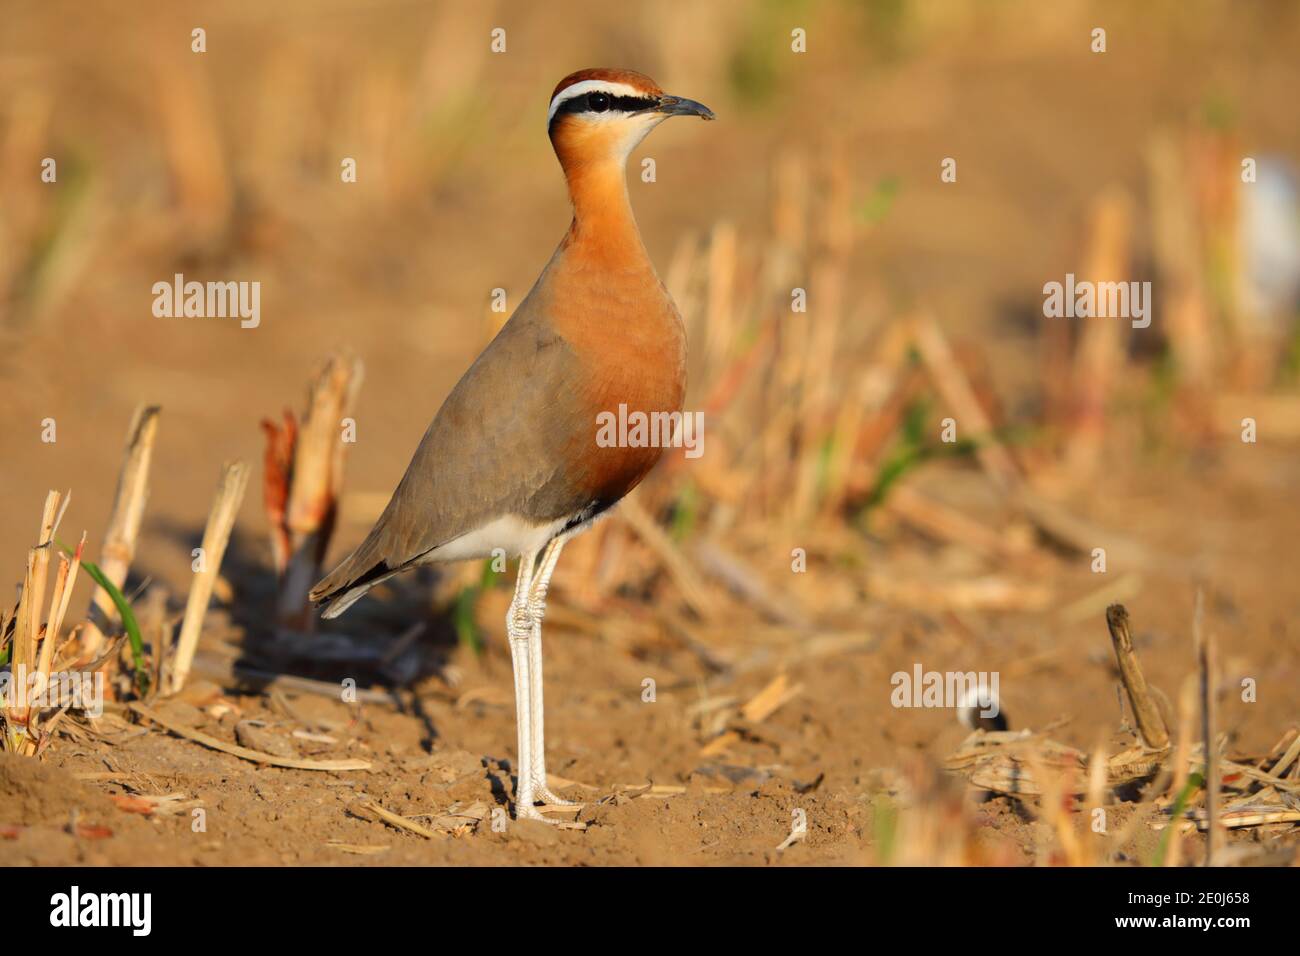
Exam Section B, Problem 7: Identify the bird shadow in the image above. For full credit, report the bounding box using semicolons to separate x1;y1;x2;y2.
139;515;477;750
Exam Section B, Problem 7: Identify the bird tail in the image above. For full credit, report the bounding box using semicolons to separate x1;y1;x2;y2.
309;533;403;619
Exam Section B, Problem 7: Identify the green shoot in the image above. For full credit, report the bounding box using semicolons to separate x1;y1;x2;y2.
453;558;502;655
670;481;700;542
871;792;899;864
1150;771;1205;867
57;540;150;697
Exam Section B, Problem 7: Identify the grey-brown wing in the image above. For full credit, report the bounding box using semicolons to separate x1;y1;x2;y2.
310;313;586;602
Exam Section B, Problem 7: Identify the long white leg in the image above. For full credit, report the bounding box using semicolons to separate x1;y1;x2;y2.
526;537;578;807
506;551;543;820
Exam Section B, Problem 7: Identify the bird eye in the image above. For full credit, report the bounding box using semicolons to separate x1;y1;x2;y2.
588;92;610;112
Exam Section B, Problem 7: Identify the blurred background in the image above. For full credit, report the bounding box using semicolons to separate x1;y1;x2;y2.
2;0;1300;863
2;0;1297;579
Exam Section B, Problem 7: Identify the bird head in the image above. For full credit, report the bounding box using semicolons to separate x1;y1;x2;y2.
548;68;714;170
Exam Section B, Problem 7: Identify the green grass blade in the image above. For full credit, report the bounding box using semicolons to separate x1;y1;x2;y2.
454;557;501;656
454;584;484;655
57;540;150;697
1150;771;1204;867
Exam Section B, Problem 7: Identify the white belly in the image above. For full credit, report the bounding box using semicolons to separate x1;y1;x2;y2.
423;513;573;563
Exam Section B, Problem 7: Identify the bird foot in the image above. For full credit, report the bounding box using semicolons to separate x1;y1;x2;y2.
513;803;555;823
535;786;580;807
513;776;583;822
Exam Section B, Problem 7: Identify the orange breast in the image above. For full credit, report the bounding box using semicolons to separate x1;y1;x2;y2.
550;254;687;505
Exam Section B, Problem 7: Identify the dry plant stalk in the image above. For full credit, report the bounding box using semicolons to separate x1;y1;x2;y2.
1189;128;1270;387
1166;677;1198;867
129;702;369;771
702;221;737;376
36;536;83;686
9;496;57;737
699;672;802;757
1147;132;1215;391
1193;589;1220;864
359;800;444;840
617;494;717;621
13;493;63;684
790;146;852;524
81;405;160;659
3;491;86;755
911;313;1020;492
151;50;230;246
262;354;363;631
885;484;1026;561
1065;190;1133;478
261;410;297;573
1024;745;1083;865
1267;729;1300;779
170;461;250;694
1105;604;1170;751
1085;738;1109;865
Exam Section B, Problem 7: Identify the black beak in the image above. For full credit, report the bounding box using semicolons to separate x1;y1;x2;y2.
657;94;715;120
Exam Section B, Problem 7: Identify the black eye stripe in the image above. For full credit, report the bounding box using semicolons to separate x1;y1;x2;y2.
551;91;659;123
605;94;659;112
